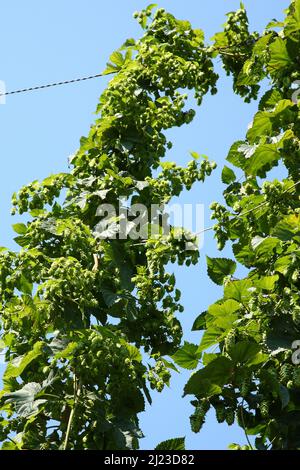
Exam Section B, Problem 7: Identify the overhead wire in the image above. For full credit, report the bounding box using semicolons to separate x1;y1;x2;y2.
0;72;110;98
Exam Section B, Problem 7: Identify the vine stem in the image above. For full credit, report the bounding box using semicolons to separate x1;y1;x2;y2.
240;400;253;450
63;374;81;450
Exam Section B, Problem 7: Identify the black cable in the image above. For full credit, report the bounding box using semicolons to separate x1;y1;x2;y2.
0;73;105;97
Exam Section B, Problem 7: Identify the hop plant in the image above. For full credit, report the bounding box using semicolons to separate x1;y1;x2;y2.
260;400;269;419
280;364;294;384
215;403;226;423
190;399;210;433
225;408;235;426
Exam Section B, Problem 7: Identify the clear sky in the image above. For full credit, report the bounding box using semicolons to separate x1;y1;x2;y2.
0;0;290;450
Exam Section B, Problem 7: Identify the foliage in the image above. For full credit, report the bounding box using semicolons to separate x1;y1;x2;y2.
2;1;300;451
155;437;185;450
0;7;218;449
174;0;300;450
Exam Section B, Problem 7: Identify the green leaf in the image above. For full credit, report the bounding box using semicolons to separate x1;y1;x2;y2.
184;357;233;397
259;89;283;111
2;440;19;450
146;4;158;14
244;144;279;176
285;0;300;38
4;382;46;418
207;300;240;330
221;166;236;184
274;255;292;274
202;353;218;366
232;242;255;267
4;342;44;380
192;311;207;331
246;352;268;367
190;151;200;160
102;63;120;76
253;275;278;291
101;288;118;307
224;279;253;302
206;256;236;285
1;433;23;450
247;113;272;143
12;223;27;235
208;299;240;317
272;214;300;241
109;51;124;67
226;140;246;169
124;343;142;362
251;236;280;260
14;235;29;247
171;342;201;370
155;437;185;450
266;329;295;352
160;358;179;373
198;328;223;353
268;37;292;72
18;275;33;295
229;341;261;365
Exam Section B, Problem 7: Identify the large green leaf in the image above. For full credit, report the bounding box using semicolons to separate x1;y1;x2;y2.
253;275;278;291
259;89;283;111
251;236;280;260
272;214;300;241
198;328;224;353
274;255;292;275
17;275;33;295
229;341;267;366
4;383;46;418
268;37;292;72
184;357;233;397
192;311;207;331
123;343;142;362
4;374;55;418
4;342;44;380
285;0;300;38
247;113;273;143
244;144;279;176
207;299;240;330
12;223;27;235
171;342;201;370
221;166;236;184
226;140;246;168
224;279;253;303
109;51;125;67
206;256;236;285
208;299;240;317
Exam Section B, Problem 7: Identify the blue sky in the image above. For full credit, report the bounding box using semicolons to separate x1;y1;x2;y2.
0;0;289;450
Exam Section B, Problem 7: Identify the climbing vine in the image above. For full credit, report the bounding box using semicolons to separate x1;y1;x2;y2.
173;0;300;450
2;1;300;451
0;6;218;450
